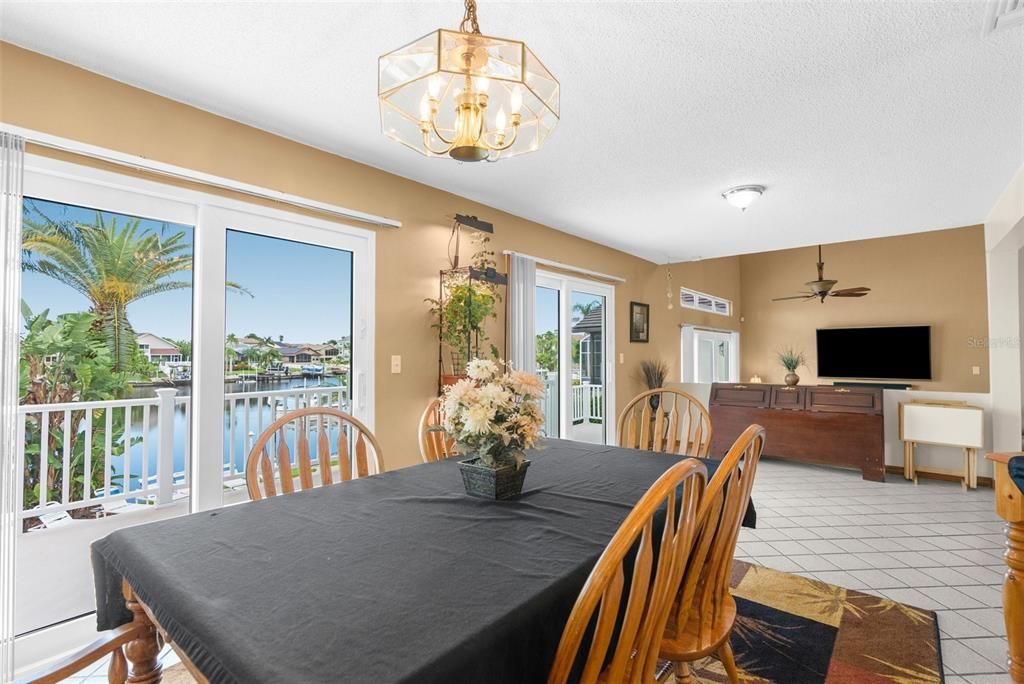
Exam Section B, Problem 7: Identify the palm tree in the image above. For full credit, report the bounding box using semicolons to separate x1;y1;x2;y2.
225;333;240;373
22;204;249;370
572;300;600;324
573;301;600;317
224;347;238;373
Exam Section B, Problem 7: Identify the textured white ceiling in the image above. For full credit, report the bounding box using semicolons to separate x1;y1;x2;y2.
2;1;1022;262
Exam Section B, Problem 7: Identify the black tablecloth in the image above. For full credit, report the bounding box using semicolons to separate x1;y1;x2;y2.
92;439;754;683
1010;456;1024;495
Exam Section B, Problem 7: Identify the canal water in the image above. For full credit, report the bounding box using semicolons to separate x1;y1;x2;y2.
123;376;345;492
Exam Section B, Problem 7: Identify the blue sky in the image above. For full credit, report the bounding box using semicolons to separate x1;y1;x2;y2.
536;286;602;334
21;198;352;343
226;229;352;343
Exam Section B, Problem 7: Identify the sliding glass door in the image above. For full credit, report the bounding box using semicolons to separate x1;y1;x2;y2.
14;155;375;665
536;272;615;444
217;221;359;504
15;167;197;639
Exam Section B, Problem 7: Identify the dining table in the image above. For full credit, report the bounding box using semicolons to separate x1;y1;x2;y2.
91;438;756;683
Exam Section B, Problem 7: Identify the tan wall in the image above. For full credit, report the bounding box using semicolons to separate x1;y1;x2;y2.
737;226;990;391
641;257;743;384
0;42;678;468
0;42;991;467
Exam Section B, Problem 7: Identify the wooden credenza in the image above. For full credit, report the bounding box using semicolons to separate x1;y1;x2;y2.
708;383;885;481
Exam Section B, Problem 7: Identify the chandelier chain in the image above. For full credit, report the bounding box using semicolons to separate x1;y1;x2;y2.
460;0;481;34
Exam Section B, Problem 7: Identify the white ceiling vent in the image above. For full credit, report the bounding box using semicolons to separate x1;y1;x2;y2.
680;288;732;317
983;0;1024;35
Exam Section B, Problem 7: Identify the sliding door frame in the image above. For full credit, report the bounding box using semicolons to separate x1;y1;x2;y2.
21;154;376;513
537;270;616;444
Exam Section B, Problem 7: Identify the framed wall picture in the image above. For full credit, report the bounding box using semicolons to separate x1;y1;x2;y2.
630;301;650;343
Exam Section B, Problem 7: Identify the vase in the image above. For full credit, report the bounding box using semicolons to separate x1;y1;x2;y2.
458;456;531;500
784;372;800;387
648;393;661;411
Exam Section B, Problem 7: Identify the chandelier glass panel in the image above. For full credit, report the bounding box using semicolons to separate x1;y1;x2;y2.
378;2;559;162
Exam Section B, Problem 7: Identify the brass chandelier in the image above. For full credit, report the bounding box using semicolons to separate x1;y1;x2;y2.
378;0;560;162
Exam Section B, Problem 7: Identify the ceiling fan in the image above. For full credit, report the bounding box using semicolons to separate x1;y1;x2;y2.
772;245;871;303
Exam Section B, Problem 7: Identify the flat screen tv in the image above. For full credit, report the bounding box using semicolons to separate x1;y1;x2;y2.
816;326;932;380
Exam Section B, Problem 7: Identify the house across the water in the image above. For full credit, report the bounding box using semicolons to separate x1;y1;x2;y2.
136;332;182;363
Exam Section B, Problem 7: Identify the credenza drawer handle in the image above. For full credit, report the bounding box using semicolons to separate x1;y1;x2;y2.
732;385;747;389
834;388;851;393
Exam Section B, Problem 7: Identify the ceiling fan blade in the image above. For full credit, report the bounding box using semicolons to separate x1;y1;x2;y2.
831;287;871;294
772;294;815;301
829;291;869;297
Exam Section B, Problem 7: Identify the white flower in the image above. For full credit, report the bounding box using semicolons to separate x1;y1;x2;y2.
478;382;511;407
441;359;545;455
464;403;496;434
445;378;476;406
508;370;545;397
466;358;499;381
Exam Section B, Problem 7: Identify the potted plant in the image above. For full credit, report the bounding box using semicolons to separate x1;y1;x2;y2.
777;347;806;386
443;359;545;500
639;359;670;410
426;235;502;387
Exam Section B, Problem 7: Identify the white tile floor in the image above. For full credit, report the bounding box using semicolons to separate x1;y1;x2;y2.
736;458;1010;682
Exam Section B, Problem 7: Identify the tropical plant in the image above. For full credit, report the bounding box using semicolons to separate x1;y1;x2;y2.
535;330;559;371
535;330;580;372
171;338;193;361
639;359;670;390
19;305;136;518
777;347;806;373
21;201;249;370
572;300;600;319
426;235;503;371
224;346;238;373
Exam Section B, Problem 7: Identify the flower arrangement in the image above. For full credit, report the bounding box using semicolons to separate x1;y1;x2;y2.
443;358;545;470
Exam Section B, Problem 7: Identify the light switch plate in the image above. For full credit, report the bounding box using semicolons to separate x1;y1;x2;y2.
619;353;624;364
971;365;981;376
391;355;402;374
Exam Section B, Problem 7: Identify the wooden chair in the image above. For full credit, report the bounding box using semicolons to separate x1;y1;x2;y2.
548;459;708;684
660;424;767;684
245;407;384;500
419;397;455;463
617;388;713;457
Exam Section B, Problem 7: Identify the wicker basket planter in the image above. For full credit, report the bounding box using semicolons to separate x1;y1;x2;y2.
458;457;531;500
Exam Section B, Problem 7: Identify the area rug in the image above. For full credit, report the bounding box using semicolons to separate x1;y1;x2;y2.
162;559;943;683
666;560;944;683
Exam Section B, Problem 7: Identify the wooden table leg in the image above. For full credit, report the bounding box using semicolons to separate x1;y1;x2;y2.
121;581;163;683
1006;521;1024;682
986;454;1024;682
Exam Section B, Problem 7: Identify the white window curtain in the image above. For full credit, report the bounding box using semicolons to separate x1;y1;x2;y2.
507;253;536;373
0;132;25;682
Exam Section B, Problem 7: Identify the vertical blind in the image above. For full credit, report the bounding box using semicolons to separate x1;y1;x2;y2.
0;131;25;682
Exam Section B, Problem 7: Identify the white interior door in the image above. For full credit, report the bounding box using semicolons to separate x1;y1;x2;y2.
692;329;739;383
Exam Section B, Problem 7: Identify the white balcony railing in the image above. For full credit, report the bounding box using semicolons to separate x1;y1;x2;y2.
572;383;603;424
16;385;349;525
537;376;603;436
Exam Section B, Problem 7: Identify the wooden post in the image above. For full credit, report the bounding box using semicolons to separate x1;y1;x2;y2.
986;452;1024;682
121;580;163;683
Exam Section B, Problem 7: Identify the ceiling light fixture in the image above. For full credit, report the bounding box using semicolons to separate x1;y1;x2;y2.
721;185;766;211
378;0;559;162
